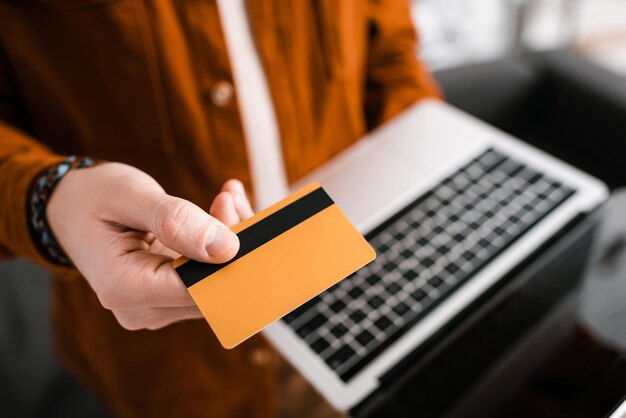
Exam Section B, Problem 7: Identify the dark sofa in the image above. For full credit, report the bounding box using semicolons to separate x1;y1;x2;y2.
436;49;626;190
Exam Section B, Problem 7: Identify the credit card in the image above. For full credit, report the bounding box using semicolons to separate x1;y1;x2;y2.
173;183;376;349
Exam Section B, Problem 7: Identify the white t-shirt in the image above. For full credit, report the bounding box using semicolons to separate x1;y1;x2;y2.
217;0;289;211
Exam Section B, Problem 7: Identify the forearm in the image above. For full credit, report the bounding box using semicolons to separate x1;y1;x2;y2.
0;120;65;265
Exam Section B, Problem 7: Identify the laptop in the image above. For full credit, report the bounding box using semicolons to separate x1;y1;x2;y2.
262;99;608;411
609;399;626;418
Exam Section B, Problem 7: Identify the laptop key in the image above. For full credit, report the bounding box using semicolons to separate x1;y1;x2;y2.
401;249;415;259
385;283;401;295
368;296;384;309
374;316;394;331
350;309;367;323
383;260;397;272
296;313;327;338
366;273;381;285
311;337;330;354
417;236;430;247
355;330;375;347
329;299;346;313
329;323;348;338
421;257;435;268
403;269;419;280
348;287;364;299
445;263;460;275
327;345;356;370
436;244;451;255
528;172;543;184
429;276;443;287
411;289;427;303
392;302;410;316
461;250;475;261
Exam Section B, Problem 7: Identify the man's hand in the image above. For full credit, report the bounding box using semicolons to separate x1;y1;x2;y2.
47;162;254;330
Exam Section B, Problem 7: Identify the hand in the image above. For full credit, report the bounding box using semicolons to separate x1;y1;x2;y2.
46;162;254;330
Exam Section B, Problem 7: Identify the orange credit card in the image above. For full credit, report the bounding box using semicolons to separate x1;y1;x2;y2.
173;183;376;349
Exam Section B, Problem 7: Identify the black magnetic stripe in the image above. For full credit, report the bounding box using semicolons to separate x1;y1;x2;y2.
175;187;334;287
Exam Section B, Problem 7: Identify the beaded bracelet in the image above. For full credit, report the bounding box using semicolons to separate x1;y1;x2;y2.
27;156;101;267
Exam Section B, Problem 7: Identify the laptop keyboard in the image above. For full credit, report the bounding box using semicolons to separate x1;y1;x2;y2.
282;148;576;381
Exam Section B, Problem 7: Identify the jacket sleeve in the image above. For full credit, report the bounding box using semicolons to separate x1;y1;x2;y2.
0;42;66;266
364;0;442;129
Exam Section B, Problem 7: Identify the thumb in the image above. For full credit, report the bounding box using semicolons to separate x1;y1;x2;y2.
99;164;239;263
151;196;240;263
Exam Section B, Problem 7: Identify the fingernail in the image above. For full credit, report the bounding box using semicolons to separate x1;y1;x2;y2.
206;225;237;257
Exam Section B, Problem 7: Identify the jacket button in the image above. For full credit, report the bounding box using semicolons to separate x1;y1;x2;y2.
210;80;234;107
247;347;273;366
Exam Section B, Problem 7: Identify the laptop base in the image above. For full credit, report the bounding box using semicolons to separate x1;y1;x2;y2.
351;207;603;418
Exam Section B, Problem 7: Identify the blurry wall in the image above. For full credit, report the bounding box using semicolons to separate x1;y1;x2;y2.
413;0;524;70
413;0;626;77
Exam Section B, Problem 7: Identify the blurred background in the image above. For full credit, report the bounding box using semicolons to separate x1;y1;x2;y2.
1;0;625;417
414;0;626;76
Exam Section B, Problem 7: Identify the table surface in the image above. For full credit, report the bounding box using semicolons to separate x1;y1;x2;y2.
494;190;626;418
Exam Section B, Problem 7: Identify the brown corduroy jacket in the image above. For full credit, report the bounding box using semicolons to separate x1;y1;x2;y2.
0;1;439;417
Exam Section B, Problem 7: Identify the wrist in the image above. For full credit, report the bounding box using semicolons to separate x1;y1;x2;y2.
27;156;103;267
